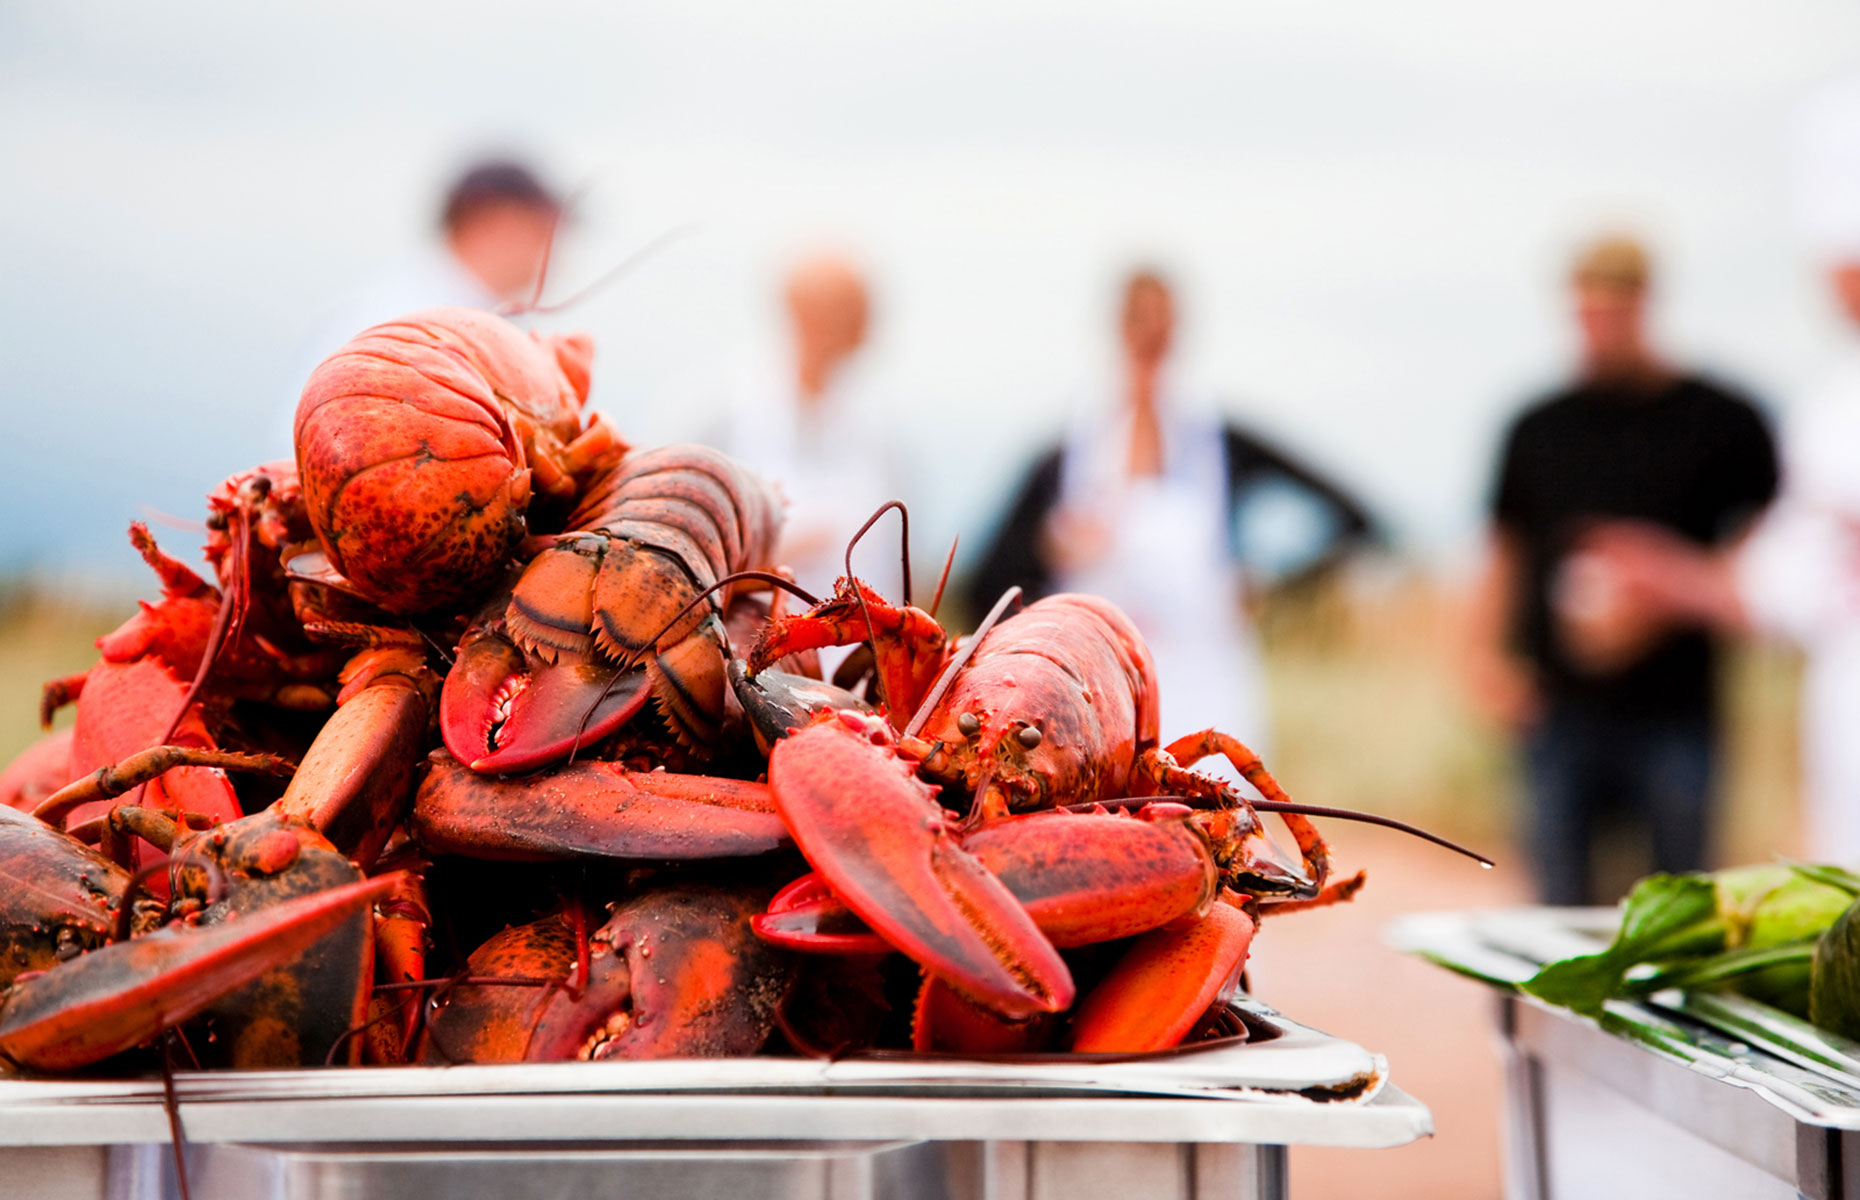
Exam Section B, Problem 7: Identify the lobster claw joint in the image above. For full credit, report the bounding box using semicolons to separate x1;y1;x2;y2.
440;623;651;775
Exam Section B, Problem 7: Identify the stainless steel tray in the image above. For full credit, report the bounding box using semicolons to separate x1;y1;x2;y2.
1390;907;1860;1127
1392;907;1860;1200
0;998;1432;1200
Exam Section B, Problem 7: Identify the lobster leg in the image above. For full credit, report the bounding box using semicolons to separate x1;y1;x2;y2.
39;674;88;728
748;580;950;728
33;747;294;828
1068;895;1258;1054
58;658;245;867
413;751;788;862
0;874;398;1072
1140;730;1330;898
364;854;431;1063
272;661;431;870
767;714;1073;1019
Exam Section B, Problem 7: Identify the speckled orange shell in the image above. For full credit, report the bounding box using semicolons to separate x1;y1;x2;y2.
294;308;590;615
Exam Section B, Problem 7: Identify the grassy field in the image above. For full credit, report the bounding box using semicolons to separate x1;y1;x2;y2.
0;583;126;766
1258;560;1806;885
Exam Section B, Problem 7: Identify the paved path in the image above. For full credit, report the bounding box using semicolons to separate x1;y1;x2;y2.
1247;824;1530;1200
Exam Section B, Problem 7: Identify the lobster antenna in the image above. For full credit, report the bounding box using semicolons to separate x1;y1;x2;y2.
138;505;208;535
840;500;914;714
902;585;1020;740
504;221;705;317
1247;798;1494;868
519;180;591;315
566;569;821;761
843;499;912;606
158;521;241;746
159;1034;194;1200
1065;795;1493;868
928;536;958;621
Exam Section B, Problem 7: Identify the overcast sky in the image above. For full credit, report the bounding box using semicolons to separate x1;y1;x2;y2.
5;2;1860;586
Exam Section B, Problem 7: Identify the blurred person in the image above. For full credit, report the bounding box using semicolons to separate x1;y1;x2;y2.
968;268;1376;755
285;159;562;431
709;251;897;599
1466;235;1779;905
1574;79;1860;867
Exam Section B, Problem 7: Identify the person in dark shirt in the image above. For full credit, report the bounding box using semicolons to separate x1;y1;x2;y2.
1469;235;1779;904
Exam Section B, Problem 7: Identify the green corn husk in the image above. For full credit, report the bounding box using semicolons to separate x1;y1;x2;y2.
1716;866;1856;1013
1808;871;1860;1040
1521;874;1722;1017
1521;866;1855;1019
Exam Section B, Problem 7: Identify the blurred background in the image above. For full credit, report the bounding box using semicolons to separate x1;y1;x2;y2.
5;4;1859;1196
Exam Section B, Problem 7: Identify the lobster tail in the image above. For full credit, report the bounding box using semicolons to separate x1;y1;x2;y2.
294;308;619;616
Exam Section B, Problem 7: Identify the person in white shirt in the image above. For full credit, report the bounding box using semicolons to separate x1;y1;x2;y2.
285;159;563;435
969;269;1377;759
710;252;897;601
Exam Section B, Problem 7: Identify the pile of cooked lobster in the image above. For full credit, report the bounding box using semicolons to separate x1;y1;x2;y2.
0;307;1483;1075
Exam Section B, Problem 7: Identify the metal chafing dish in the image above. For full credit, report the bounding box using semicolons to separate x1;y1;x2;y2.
1393;908;1860;1200
0;998;1430;1200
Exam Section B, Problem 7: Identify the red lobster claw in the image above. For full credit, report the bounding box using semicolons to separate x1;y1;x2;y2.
0;874;400;1072
754;873;890;954
525;886;792;1061
414;751;788;861
440;619;651;775
423;887;792;1063
768;714;1073;1019
1069;896;1257;1054
756;806;1216;954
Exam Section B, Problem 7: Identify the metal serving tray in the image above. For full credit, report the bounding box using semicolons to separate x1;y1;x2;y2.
1392;908;1860;1200
0;998;1432;1200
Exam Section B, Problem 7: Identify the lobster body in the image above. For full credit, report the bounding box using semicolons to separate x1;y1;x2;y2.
0;807;146;991
294;307;622;616
912;594;1159;817
751;584;1333;1043
166;811;378;1069
0;642;436;1072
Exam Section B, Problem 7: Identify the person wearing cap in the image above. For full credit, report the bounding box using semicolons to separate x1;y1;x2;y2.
1466;235;1779;905
1572;79;1860;868
285;159;563;430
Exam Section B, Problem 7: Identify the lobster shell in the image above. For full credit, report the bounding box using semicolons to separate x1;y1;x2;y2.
294;307;604;615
